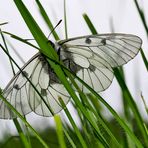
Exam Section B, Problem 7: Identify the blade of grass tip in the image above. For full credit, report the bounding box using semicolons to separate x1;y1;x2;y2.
0;31;32;148
134;0;148;37
59;98;88;148
35;0;60;41
54;115;66;148
83;13;148;146
13;2;112;147
83;13;97;34
64;0;68;39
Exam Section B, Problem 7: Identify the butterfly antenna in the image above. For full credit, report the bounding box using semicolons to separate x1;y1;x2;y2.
47;20;62;39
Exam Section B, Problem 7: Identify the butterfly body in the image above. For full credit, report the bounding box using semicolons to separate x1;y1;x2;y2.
0;33;142;119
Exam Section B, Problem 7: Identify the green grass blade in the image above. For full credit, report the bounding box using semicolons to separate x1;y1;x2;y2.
13;119;32;148
83;13;97;34
134;0;148;37
63;128;77;148
64;0;68;39
54;115;66;148
134;0;148;71
35;0;60;40
140;49;148;71
140;93;148;116
59;98;90;148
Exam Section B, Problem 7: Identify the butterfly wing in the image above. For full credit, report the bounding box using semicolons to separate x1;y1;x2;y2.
58;33;142;92
1;53;70;119
28;55;69;116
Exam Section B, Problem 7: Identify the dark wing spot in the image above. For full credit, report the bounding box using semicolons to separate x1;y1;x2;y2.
101;38;106;45
13;84;19;90
89;64;96;72
41;88;47;96
85;37;92;44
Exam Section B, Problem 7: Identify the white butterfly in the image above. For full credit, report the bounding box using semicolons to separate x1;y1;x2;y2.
0;33;142;119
